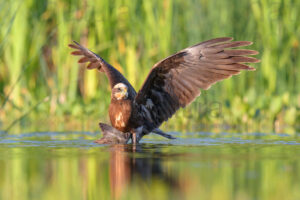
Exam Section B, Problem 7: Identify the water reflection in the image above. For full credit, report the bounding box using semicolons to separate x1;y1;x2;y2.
109;145;130;199
1;133;300;200
108;144;178;199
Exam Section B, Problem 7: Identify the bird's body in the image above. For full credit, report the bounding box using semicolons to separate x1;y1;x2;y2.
109;98;133;132
69;37;260;144
108;85;157;142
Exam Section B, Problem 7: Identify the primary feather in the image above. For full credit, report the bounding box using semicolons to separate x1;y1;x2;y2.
135;37;260;128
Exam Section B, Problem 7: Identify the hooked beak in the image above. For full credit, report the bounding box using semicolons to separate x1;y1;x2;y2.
122;87;128;98
115;88;128;100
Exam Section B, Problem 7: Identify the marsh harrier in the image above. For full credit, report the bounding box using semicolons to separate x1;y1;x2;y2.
69;37;259;144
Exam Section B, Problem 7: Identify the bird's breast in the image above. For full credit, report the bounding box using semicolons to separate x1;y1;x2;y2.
109;99;133;132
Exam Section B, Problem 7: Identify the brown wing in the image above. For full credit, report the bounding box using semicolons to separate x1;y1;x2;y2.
69;41;136;97
135;37;260;128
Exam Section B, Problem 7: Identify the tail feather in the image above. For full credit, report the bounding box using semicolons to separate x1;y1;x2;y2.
152;128;176;139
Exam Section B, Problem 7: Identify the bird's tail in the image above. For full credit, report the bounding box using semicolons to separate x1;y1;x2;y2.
152;128;176;139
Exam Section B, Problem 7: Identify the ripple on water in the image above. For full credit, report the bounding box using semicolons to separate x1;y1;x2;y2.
0;131;300;148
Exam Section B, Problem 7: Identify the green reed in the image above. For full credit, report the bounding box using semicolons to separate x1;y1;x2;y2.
0;0;299;133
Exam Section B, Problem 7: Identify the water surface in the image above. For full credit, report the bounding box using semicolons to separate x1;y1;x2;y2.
1;132;300;200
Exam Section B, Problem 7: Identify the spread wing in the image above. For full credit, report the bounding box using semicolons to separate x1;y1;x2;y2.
69;41;136;97
135;37;260;128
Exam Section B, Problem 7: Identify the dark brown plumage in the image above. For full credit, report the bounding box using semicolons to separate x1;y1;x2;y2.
69;37;260;144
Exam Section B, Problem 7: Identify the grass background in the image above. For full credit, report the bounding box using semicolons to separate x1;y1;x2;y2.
0;0;299;134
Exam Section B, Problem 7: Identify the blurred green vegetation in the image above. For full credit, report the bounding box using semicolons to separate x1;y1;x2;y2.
0;0;299;134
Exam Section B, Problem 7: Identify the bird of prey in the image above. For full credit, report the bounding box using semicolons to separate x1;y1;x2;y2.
69;37;259;144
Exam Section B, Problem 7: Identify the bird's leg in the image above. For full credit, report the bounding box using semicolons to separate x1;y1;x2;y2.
132;133;137;144
131;126;143;144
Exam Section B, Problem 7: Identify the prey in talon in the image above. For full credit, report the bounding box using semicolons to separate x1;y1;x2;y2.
95;123;130;144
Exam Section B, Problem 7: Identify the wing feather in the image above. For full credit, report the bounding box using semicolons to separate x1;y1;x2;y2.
135;37;260;128
69;41;136;97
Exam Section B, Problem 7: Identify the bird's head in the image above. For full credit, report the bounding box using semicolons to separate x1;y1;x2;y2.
112;83;128;100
